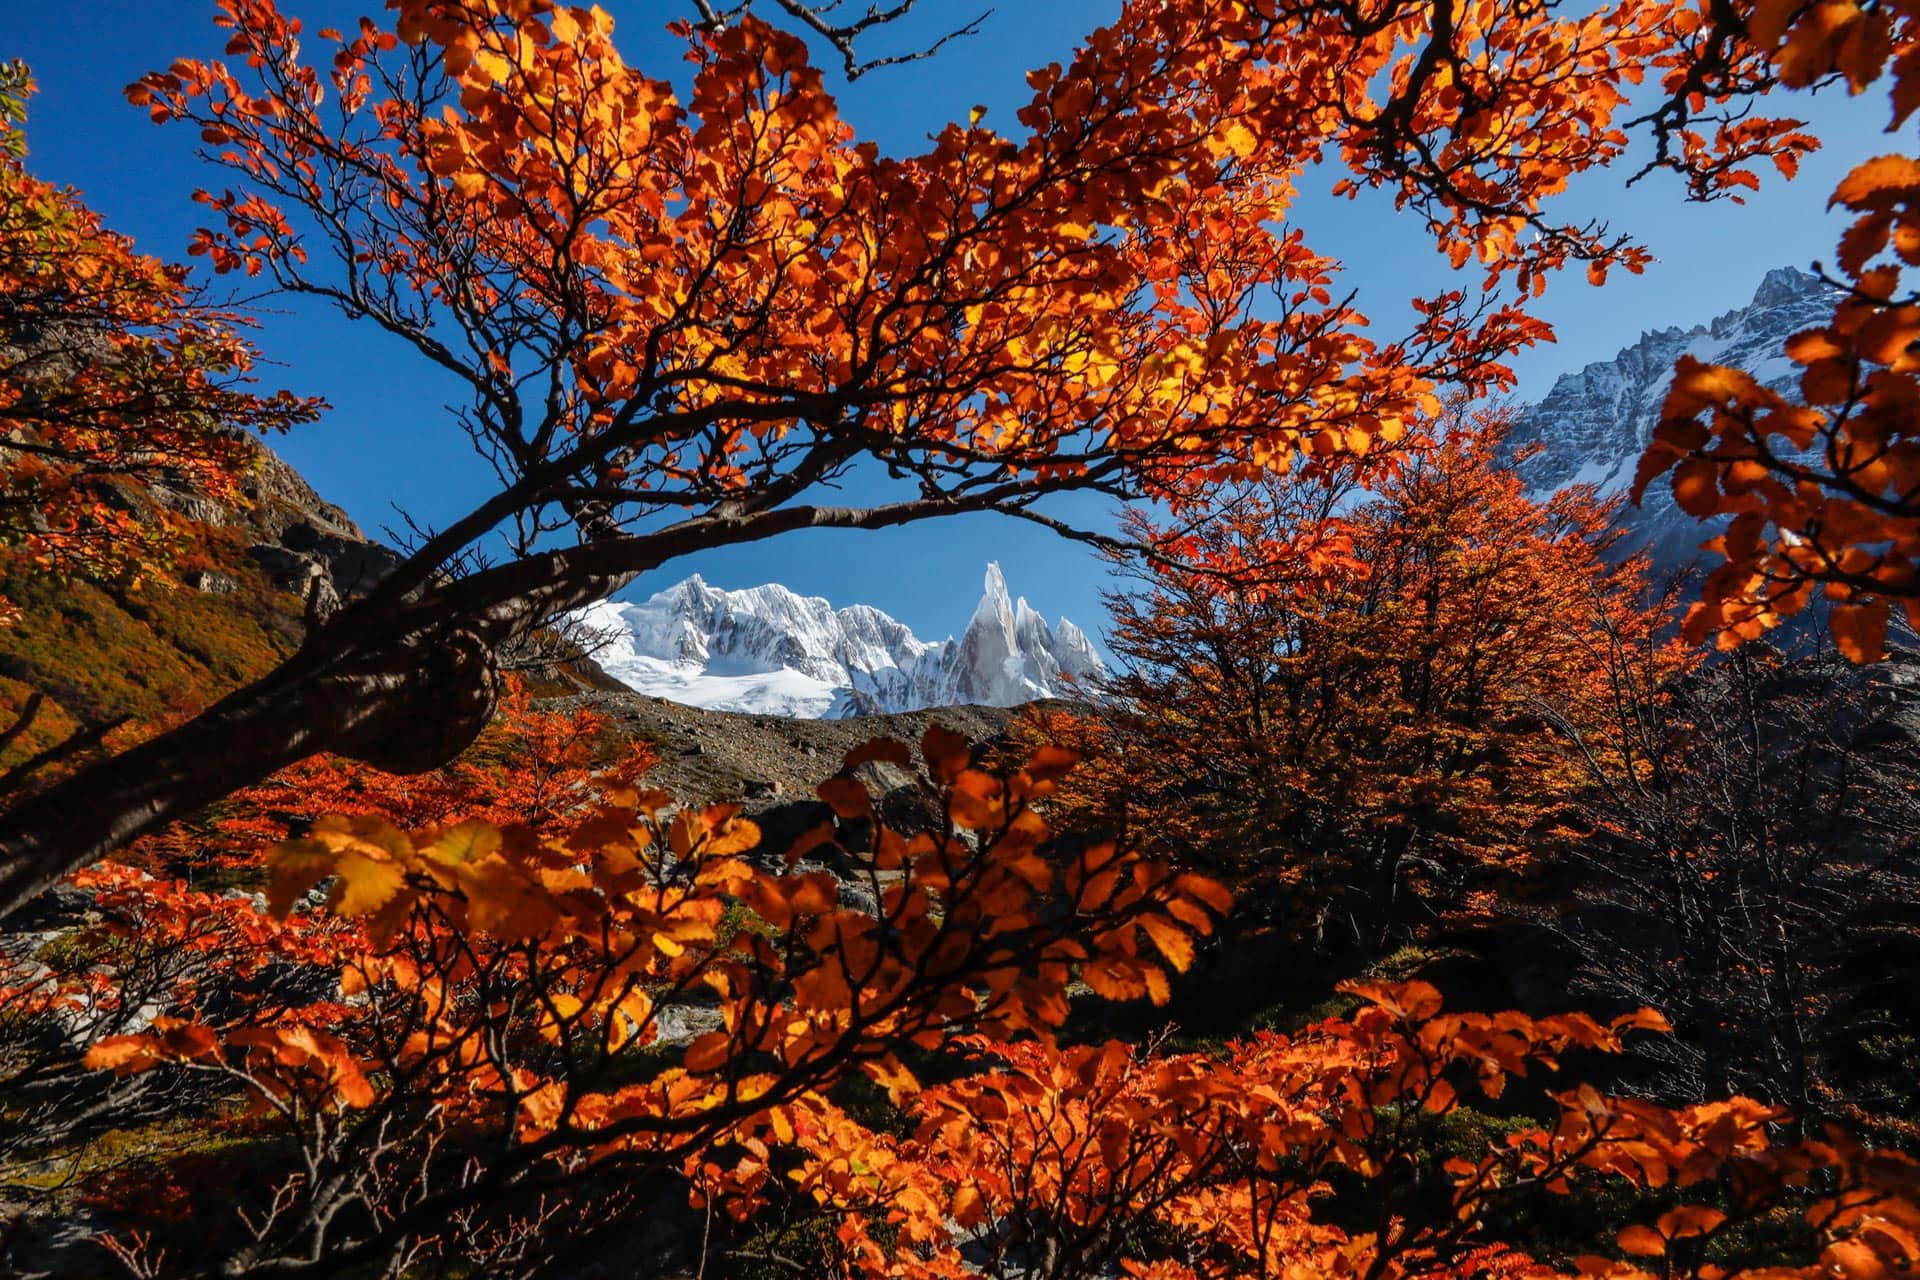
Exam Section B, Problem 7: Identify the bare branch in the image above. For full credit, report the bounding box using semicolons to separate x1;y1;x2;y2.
689;0;993;80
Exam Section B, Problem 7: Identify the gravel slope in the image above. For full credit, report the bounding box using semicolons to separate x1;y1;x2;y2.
540;689;1035;807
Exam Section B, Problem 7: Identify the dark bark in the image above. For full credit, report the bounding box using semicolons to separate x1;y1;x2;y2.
0;487;1094;918
0;623;501;917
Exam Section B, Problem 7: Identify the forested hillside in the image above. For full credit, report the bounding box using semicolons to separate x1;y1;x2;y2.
2;1;1919;1277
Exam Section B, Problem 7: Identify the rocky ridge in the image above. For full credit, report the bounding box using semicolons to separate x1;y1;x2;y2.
144;439;404;613
1507;265;1840;575
0;439;416;760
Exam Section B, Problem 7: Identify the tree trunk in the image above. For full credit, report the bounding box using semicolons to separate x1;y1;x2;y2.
0;623;500;918
0;495;1017;918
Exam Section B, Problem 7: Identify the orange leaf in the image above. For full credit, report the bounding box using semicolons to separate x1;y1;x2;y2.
844;737;913;770
921;724;971;784
1618;1225;1668;1257
83;1035;163;1074
1831;154;1920;210
1658;1206;1727;1239
817;776;872;821
1831;601;1890;662
1138;915;1195;972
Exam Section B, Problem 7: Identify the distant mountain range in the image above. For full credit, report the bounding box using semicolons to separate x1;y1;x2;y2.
573;563;1105;718
573;266;1835;718
1507;264;1838;575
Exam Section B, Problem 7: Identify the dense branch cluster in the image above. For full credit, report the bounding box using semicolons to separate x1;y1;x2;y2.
0;62;319;620
0;0;1918;1273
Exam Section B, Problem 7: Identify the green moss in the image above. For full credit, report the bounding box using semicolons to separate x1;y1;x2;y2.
33;925;137;976
729;1210;840;1280
4;1104;276;1194
185;862;270;893
716;901;781;948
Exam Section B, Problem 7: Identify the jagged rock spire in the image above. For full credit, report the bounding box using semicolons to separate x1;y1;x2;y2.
574;564;1104;718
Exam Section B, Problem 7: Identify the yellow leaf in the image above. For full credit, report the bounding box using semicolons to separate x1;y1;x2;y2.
471;48;512;84
539;993;584;1043
423;820;501;866
1219;120;1258;158
1143;965;1170;1005
328;849;407;918
705;810;761;856
1138;915;1195;972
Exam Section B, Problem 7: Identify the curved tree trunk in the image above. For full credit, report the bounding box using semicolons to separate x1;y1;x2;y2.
0;527;639;918
0;623;500;918
0;492;1025;918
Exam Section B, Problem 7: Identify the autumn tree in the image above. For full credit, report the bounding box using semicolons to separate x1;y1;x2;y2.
1076;411;1668;963
0;60;319;779
0;62;318;602
39;758;1920;1280
1534;639;1920;1136
1629;2;1920;661
1;4;1915;1273
0;0;1841;914
0;682;641;1227
46;728;1227;1275
719;984;1920;1280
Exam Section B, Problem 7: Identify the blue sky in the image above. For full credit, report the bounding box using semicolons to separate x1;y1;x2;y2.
0;1;1896;649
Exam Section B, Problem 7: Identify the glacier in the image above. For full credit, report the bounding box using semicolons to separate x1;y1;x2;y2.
572;563;1105;717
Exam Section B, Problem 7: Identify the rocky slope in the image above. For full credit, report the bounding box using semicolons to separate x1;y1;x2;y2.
545;689;1025;814
1508;265;1839;575
574;562;1106;718
0;441;405;763
145;440;405;610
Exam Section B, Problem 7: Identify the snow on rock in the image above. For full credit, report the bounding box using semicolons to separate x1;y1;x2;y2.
573;564;1104;718
1506;265;1839;574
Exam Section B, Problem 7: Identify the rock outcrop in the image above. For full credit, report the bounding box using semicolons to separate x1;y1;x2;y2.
145;440;403;613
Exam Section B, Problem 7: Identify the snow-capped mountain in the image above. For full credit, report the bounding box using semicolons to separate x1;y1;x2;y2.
573;563;1105;717
1507;265;1840;572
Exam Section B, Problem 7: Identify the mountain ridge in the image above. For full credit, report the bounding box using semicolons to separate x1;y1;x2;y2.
574;563;1105;718
1507;264;1840;574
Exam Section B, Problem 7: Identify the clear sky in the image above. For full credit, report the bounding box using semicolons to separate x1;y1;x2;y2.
0;1;1896;650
